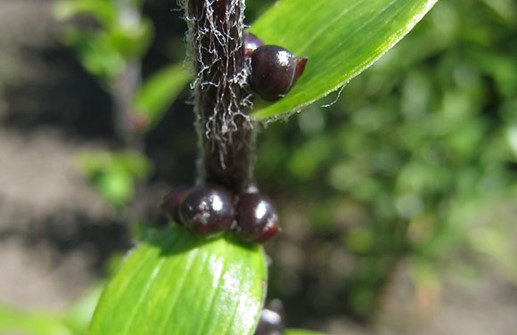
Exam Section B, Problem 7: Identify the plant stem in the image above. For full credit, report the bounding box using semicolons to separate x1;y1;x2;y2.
112;60;142;150
112;0;144;151
185;0;255;194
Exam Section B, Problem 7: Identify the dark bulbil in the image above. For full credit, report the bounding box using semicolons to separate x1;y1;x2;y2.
234;193;280;243
161;187;189;223
249;45;308;101
254;310;283;335
161;185;280;243
254;300;285;335
178;184;235;237
244;32;264;57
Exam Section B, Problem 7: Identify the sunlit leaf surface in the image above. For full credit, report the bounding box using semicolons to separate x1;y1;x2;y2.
250;0;438;119
91;225;267;335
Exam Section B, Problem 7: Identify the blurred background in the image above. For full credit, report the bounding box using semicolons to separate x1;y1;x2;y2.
0;0;516;334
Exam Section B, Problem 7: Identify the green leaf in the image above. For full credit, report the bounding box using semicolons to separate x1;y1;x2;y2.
77;150;151;207
97;169;134;206
90;225;267;335
0;304;71;335
54;0;116;26
250;0;438;119
132;64;192;130
286;330;328;335
109;18;153;59
61;29;126;80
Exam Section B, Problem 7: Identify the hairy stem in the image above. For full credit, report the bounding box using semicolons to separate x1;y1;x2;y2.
185;0;255;194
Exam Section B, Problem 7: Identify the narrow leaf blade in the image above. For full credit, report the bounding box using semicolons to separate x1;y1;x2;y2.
250;0;438;119
132;64;191;130
90;225;267;335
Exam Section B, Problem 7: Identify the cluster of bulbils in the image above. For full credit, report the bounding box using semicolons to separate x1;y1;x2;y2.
245;32;308;101
161;35;307;244
161;184;280;243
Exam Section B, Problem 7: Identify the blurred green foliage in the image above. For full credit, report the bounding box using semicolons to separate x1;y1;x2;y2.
0;285;103;335
4;0;516;332
54;0;190;210
55;0;152;81
132;63;191;129
256;0;517;319
55;0;190;129
54;0;154;211
77;150;151;207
